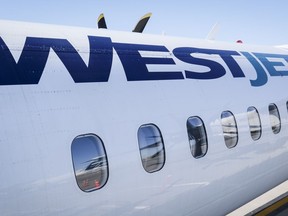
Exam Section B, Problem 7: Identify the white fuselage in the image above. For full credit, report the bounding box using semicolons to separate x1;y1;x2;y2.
0;20;288;216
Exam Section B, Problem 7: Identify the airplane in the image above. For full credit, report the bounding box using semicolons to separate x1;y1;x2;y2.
0;18;288;216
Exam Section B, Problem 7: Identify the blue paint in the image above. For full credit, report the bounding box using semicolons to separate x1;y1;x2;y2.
0;36;113;85
241;52;268;87
113;43;184;81
173;47;226;79
0;35;287;87
253;53;288;77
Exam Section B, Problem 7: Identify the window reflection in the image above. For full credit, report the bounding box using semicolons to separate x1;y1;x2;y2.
71;134;108;192
247;106;262;141
269;103;281;134
221;111;238;148
138;124;165;173
186;116;208;158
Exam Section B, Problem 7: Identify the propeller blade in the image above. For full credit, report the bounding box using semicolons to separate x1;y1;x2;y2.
132;13;152;33
98;13;107;29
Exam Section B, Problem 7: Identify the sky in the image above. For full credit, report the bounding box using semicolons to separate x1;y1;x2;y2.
0;0;286;46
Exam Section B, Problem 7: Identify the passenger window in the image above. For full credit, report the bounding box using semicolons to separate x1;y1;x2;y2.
269;103;281;134
71;134;108;192
137;124;165;173
221;111;238;148
186;116;208;158
247;106;262;141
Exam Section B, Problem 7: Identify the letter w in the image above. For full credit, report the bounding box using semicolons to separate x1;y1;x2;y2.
0;36;113;85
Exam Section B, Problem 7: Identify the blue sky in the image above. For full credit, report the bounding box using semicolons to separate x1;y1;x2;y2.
0;0;286;45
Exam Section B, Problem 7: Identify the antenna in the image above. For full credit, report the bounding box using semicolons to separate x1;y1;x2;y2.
206;22;220;40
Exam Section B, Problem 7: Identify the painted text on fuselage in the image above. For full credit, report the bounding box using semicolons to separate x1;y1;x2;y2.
0;36;287;87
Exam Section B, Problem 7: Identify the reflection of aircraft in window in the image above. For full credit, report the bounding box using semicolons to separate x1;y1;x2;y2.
1;18;288;216
84;156;107;171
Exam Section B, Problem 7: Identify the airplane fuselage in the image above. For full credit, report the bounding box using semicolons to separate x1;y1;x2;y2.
0;20;288;216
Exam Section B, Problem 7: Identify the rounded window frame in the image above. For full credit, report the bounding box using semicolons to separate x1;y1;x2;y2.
71;133;109;192
186;116;208;159
268;103;281;134
247;106;262;141
137;124;166;173
221;111;238;149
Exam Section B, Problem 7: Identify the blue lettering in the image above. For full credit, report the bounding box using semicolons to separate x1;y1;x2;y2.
113;43;184;81
217;50;245;78
0;36;113;85
173;47;227;79
0;35;286;87
253;53;288;77
241;52;268;87
0;37;48;85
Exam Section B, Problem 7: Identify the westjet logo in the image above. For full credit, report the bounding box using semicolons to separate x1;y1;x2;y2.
0;36;287;87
